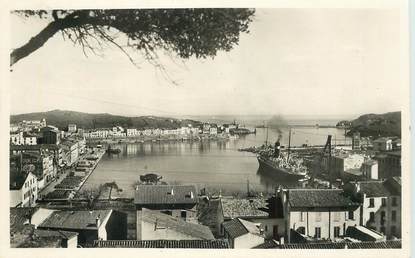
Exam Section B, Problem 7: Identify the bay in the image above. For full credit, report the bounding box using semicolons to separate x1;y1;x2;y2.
82;127;351;197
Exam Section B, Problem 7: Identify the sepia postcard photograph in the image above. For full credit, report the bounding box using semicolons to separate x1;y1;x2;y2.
1;0;411;257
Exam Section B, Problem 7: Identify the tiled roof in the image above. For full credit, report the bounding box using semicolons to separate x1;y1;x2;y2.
134;185;197;205
253;240;280;249
221;197;268;219
39;210;112;230
196;198;222;235
223;218;261;239
93;239;230;248
33;229;78;239
288;189;359;209
140;208;214;240
275;240;401;249
358;181;391;197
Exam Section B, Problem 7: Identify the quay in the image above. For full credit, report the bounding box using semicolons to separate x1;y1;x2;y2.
38;146;105;202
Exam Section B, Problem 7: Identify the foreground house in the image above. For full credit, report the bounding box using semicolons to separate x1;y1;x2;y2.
10;169;38;208
136;208;214;240
223;218;265;248
134;185;198;223
197;197;224;238
344;177;401;239
220;196;285;240
277;188;361;243
93;239;230;248
10;207;75;248
37;209;127;246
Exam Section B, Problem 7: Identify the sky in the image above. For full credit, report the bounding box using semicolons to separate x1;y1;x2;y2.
10;8;404;118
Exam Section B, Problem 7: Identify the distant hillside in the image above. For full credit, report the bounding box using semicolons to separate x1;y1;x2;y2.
10;110;203;130
345;111;401;137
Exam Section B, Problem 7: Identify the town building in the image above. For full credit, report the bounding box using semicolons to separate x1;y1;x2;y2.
10;131;38;145
374;151;401;179
20;152;55;189
277;188;361;243
223;218;265;248
136;208;214;241
68;124;77;133
11;144;65;168
352;132;361;150
37;209;127;246
344;177;401;239
61;140;80;166
10;207;77;248
197;197;224;238
220;196;284;241
373;137;393;152
361;160;379;180
10;170;38;207
134;185;198;223
330;153;365;179
254;240;401;249
41;126;60;145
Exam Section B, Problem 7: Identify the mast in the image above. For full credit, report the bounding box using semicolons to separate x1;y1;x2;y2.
287;128;292;160
265;121;269;146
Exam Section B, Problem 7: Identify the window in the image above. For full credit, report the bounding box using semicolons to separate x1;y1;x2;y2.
264;225;268;232
392;197;398;207
369;212;375;222
334;227;341;238
391;210;397;221
381;198;387;207
181;210;187;219
381;211;386;225
315;212;322;222
369;198;375;207
315;227;321;238
391;226;396;236
348;211;354;220
333;212;340;222
300;212;305;222
297;227;305;234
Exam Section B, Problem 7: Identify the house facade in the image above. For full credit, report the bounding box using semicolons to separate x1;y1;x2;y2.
278;188;361;243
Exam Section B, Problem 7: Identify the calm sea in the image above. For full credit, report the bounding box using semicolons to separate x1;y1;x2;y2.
82;126;351;197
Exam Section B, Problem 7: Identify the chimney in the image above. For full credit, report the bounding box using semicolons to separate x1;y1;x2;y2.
170;188;174;195
96;214;101;228
190;191;194;199
279;236;285;245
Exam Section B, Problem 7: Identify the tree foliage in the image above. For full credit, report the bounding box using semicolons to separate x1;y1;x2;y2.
11;9;255;72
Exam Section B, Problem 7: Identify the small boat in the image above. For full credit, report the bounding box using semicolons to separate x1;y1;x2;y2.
106;145;121;154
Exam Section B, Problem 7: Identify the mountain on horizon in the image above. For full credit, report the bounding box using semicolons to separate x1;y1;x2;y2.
10;109;203;130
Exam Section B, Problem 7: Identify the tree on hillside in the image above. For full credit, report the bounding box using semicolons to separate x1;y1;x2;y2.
11;9;255;74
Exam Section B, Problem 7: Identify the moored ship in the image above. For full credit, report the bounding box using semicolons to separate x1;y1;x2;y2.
257;128;308;181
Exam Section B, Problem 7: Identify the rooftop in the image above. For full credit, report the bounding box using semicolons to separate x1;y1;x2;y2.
222;218;261;239
221;197;268;219
288;189;359;209
134;185;197;205
140;208;214;240
357;181;391;197
39;210;112;230
93;239;230;248
274;240;401;249
196;198;222;235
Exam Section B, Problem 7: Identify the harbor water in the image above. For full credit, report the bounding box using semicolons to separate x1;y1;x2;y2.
82;127;351;197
